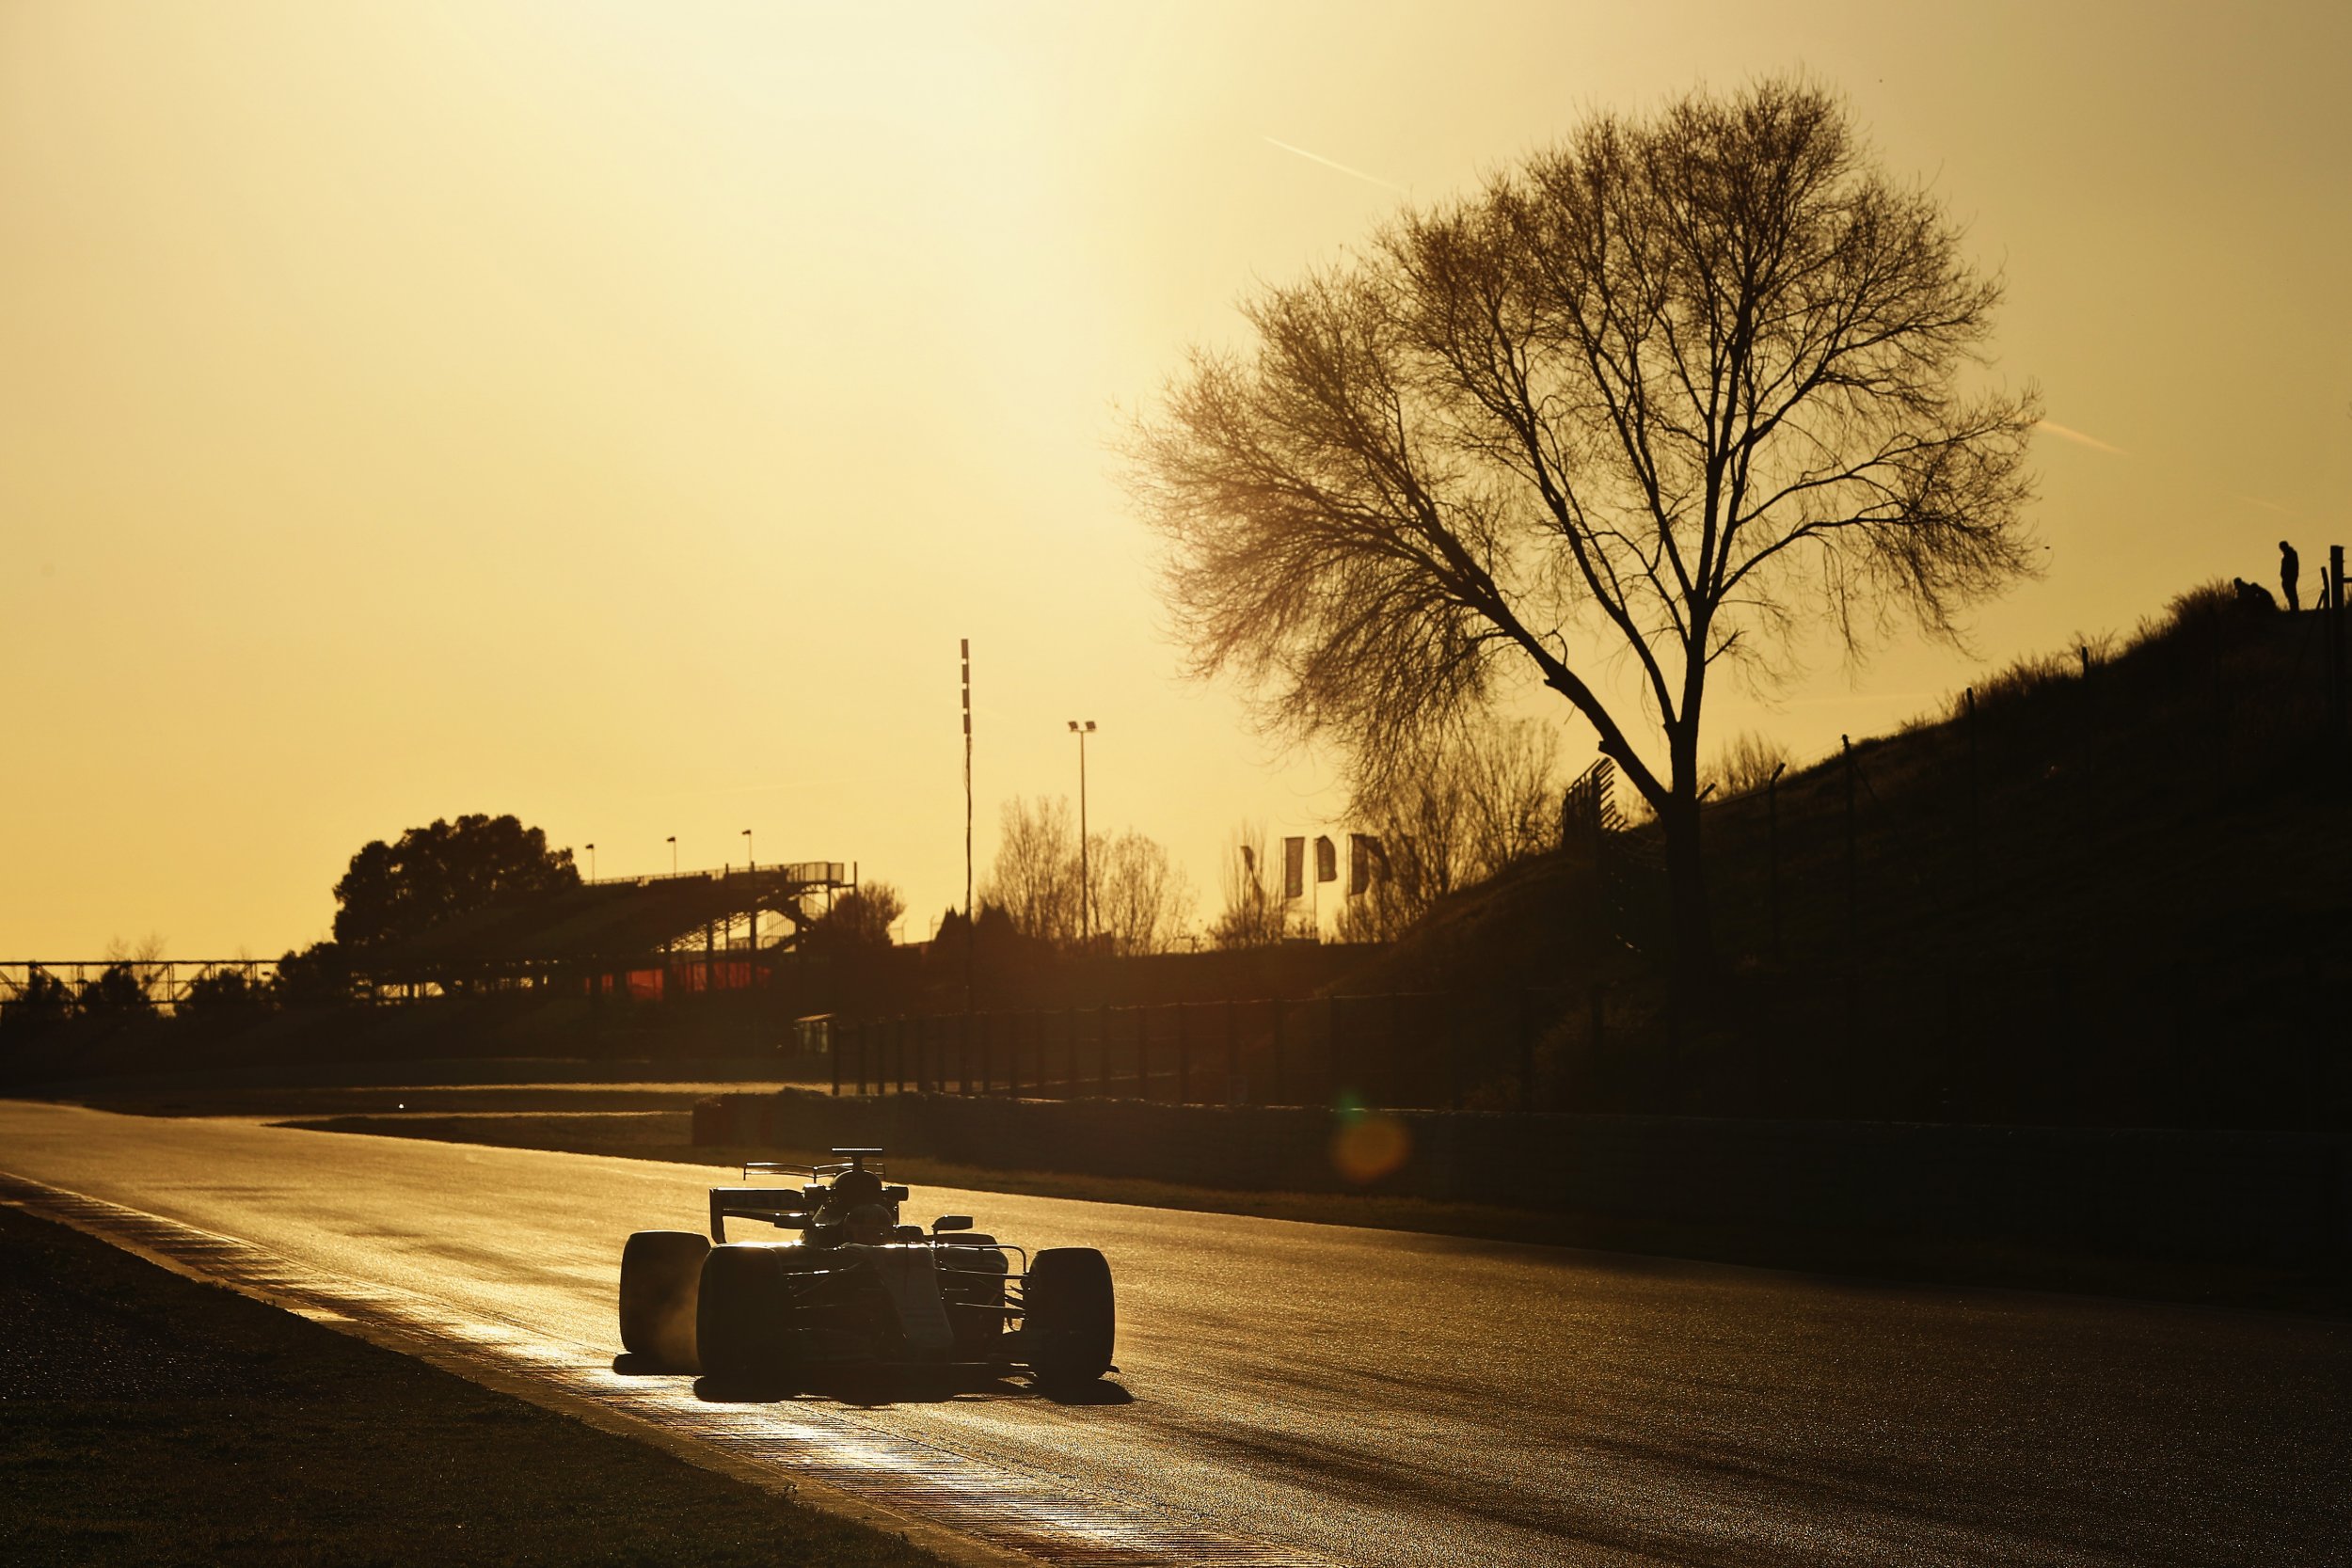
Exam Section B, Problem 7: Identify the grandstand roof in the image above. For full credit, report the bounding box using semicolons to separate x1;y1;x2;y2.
347;863;849;978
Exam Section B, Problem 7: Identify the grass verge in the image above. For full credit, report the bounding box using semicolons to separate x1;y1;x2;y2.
0;1201;943;1568
283;1111;2352;1318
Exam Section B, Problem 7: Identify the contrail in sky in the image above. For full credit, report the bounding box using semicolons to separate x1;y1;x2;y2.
2238;494;2303;519
2035;419;2125;455
1263;135;1407;194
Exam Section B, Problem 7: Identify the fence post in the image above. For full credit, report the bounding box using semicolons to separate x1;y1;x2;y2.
960;1011;972;1096
977;1012;992;1096
1389;991;1404;1109
1225;998;1240;1107
917;1014;930;1095
1097;1004;1111;1094
1328;995;1343;1103
1175;1003;1191;1104
1964;688;1980;905
833;1022;845;1098
1009;1012;1025;1100
1446;998;1463;1112
2332;544;2347;747
1136;1007;1150;1100
1065;1009;1078;1099
1270;999;1287;1107
855;1026;868;1097
1843;734;1858;1056
1518;990;1535;1111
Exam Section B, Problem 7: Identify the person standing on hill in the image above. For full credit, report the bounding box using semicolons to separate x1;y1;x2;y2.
2280;540;2300;611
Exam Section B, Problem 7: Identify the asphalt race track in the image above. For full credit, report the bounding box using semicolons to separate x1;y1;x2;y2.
2;1101;2344;1567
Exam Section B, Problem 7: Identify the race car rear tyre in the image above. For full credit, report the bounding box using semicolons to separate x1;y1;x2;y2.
1025;1247;1114;1388
696;1244;798;1385
619;1230;709;1371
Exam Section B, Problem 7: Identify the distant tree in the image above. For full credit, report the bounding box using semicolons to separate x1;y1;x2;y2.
1207;822;1289;949
982;798;1082;945
1704;730;1792;799
180;965;269;1021
273;941;352;1006
1339;719;1562;941
804;883;906;954
1133;78;2040;979
1092;831;1194;956
331;815;579;951
982;800;1190;954
76;962;155;1018
0;970;75;1037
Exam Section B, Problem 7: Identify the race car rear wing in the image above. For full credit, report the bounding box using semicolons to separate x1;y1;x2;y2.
708;1186;810;1243
709;1155;909;1243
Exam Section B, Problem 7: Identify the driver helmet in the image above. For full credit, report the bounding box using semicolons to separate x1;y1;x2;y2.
844;1203;893;1245
829;1167;883;1207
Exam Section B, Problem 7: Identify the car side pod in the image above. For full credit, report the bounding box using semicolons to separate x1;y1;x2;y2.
1024;1247;1115;1389
619;1230;710;1372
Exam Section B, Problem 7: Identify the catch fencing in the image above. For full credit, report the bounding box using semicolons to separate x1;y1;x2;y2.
825;990;1593;1114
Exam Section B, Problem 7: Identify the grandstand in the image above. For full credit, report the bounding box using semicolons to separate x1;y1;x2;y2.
2;861;858;1008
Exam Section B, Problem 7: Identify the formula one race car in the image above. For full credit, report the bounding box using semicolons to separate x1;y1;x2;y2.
617;1148;1116;1390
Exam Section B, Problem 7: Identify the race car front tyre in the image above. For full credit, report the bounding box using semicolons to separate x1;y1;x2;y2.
618;1230;709;1371
696;1243;798;1385
1025;1246;1115;1388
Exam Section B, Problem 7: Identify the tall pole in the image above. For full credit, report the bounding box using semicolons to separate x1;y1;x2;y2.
585;843;596;881
1069;719;1096;946
2331;545;2346;748
667;835;676;876
741;830;755;951
1842;735;1856;1053
1964;686;1980;903
961;640;974;1012
1766;773;1778;945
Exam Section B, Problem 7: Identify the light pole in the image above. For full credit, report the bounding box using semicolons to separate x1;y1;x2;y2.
741;829;753;870
584;843;596;881
1067;720;1095;947
667;835;677;876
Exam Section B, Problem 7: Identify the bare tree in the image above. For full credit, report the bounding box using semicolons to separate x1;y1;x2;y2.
1092;830;1194;955
984;798;1191;954
1337;717;1561;940
1132;78;2039;976
1456;717;1561;876
1208;821;1290;949
1704;730;1792;799
982;797;1080;944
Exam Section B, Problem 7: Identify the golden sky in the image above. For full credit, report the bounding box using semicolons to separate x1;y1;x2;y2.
3;0;2346;957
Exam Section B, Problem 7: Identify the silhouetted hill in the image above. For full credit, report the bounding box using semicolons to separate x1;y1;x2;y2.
1346;585;2350;1129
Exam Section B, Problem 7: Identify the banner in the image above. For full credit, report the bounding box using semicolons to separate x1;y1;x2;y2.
1282;836;1305;900
1314;835;1338;884
1348;833;1383;896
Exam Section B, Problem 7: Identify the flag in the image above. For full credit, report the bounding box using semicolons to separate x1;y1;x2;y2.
1314;835;1338;884
1348;833;1383;896
1282;836;1305;900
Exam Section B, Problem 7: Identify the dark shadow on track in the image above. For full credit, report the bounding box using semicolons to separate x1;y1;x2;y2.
689;1368;1134;1408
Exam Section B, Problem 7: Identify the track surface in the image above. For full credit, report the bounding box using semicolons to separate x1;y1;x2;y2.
2;1101;2344;1567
